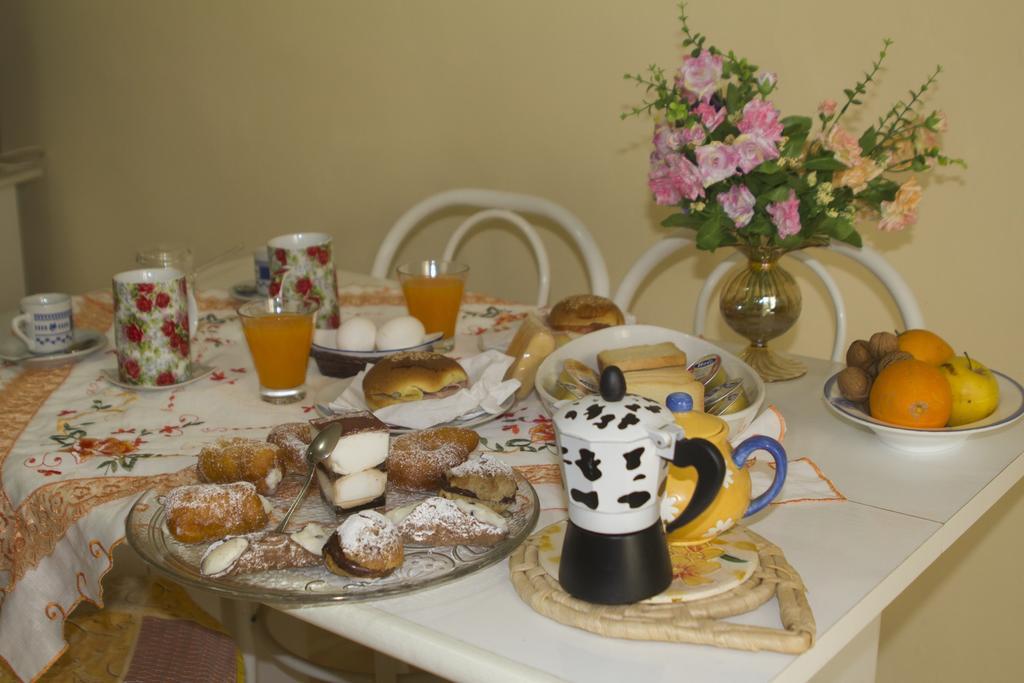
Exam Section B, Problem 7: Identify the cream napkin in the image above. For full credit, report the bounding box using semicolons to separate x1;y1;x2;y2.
731;406;846;505
329;349;520;430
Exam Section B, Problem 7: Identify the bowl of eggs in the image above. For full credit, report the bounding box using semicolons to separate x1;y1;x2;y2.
311;315;443;378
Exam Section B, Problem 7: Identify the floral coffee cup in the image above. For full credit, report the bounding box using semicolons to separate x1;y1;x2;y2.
113;268;198;386
267;233;340;329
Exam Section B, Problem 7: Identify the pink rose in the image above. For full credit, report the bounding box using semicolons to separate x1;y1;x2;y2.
716;185;756;228
738;98;783;143
879;177;922;232
732;133;779;174
818;99;838;117
677;49;723;101
694;101;725;132
767;189;802;238
824;125;862;166
648;154;705;205
652;124;686;158
695;142;739;187
680;124;706;146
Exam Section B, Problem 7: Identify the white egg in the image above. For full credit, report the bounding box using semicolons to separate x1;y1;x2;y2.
376;316;426;351
336;317;377;351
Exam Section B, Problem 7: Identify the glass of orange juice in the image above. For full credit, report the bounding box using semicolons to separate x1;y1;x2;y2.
238;299;318;403
397;260;469;347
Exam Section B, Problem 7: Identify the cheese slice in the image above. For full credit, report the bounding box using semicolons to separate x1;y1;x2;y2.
503;314;556;400
623;366;705;409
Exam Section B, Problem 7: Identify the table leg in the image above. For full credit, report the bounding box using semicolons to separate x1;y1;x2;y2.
220;598;261;682
809;615;881;683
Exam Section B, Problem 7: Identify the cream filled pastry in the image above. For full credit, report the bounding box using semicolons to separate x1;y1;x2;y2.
322;511;403;578
316;465;387;513
385;496;508;547
199;528;322;577
164;482;269;544
197;438;285;495
440;454;518;512
313;412;390;476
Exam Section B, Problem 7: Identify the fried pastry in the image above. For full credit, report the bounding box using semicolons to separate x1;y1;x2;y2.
197;437;285;495
385;496;508;547
266;422;316;472
387;426;478;491
199;524;327;577
440;455;517;512
164;482;270;544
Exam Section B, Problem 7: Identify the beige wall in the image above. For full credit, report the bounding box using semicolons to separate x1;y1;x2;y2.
2;0;1022;679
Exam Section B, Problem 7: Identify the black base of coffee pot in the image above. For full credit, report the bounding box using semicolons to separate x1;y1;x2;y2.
558;520;673;605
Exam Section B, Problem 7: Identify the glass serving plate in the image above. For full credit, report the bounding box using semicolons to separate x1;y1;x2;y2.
126;472;539;604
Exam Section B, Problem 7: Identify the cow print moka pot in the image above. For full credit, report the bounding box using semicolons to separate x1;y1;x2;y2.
553;366;727;604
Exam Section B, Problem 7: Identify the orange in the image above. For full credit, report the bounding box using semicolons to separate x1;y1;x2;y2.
897;329;955;366
869;359;953;428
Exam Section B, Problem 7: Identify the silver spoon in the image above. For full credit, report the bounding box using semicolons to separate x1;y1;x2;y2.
275;423;343;533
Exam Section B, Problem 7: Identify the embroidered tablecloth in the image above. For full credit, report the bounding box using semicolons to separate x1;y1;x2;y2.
0;277;842;682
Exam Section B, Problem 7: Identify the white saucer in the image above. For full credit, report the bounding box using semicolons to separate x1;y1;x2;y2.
230;282;265;301
0;329;107;367
100;363;215;391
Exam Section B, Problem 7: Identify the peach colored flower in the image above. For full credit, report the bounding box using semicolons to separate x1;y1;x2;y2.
878;177;923;231
834;157;884;193
818;99;838;117
824;124;862;166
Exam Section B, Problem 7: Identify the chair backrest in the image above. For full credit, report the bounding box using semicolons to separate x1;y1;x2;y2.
613;236;924;362
371;188;610;307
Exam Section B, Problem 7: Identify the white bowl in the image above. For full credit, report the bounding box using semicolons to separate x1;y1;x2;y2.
823;369;1024;454
535;325;766;434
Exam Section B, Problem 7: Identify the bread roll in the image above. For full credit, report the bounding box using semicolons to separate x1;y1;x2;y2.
547;295;624;334
362;351;468;410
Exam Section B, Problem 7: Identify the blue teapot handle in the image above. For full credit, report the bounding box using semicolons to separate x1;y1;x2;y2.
732;435;788;517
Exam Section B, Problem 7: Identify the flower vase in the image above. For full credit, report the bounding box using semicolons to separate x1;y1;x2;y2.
719;249;806;382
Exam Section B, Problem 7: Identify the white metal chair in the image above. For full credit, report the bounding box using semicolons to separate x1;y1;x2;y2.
371;189;611;307
612;236;924;362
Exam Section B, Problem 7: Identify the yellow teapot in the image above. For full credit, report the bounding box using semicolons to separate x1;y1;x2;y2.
661;393;787;545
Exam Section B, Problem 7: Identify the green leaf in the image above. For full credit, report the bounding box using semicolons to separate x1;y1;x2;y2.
725;82;740;114
695;212;727;251
858;126;877;152
781;132;808;158
834;229;863;248
819;216;855;239
762;185;792;203
804;156;847;171
755;161;782;174
660;212;702;229
781;115;812;136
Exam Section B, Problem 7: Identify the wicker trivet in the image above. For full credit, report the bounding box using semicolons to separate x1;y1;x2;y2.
510;528;815;653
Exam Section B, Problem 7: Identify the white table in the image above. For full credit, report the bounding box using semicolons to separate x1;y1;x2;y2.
195;260;1023;683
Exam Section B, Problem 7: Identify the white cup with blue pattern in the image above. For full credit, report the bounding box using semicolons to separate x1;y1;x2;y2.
11;293;74;354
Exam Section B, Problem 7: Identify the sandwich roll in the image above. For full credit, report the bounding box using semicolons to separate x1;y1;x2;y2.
362;351;468;411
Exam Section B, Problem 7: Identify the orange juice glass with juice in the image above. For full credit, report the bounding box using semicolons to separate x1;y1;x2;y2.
397;261;469;344
238;299;318;403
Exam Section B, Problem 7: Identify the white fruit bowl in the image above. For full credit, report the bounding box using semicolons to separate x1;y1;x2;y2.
535;325;765;435
822;369;1024;454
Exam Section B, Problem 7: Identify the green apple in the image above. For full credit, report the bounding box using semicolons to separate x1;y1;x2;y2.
939;355;1000;426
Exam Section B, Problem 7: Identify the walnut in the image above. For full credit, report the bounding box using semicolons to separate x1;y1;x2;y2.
837;366;871;403
868;331;900;360
877;350;913;374
845;340;873;370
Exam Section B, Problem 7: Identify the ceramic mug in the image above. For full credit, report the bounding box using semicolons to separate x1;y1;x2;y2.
266;233;340;330
11;293;74;353
112;268;198;386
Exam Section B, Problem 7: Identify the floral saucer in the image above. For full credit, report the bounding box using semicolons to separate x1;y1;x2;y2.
100;363;215;392
534;520;759;603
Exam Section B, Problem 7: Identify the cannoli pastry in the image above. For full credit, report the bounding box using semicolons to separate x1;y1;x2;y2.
316;464;387;513
266;422;316;472
385;496;508;547
199;523;329;577
440;454;518;512
164;482;270;544
387;426;478;491
197;437;285;495
322;510;403;578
